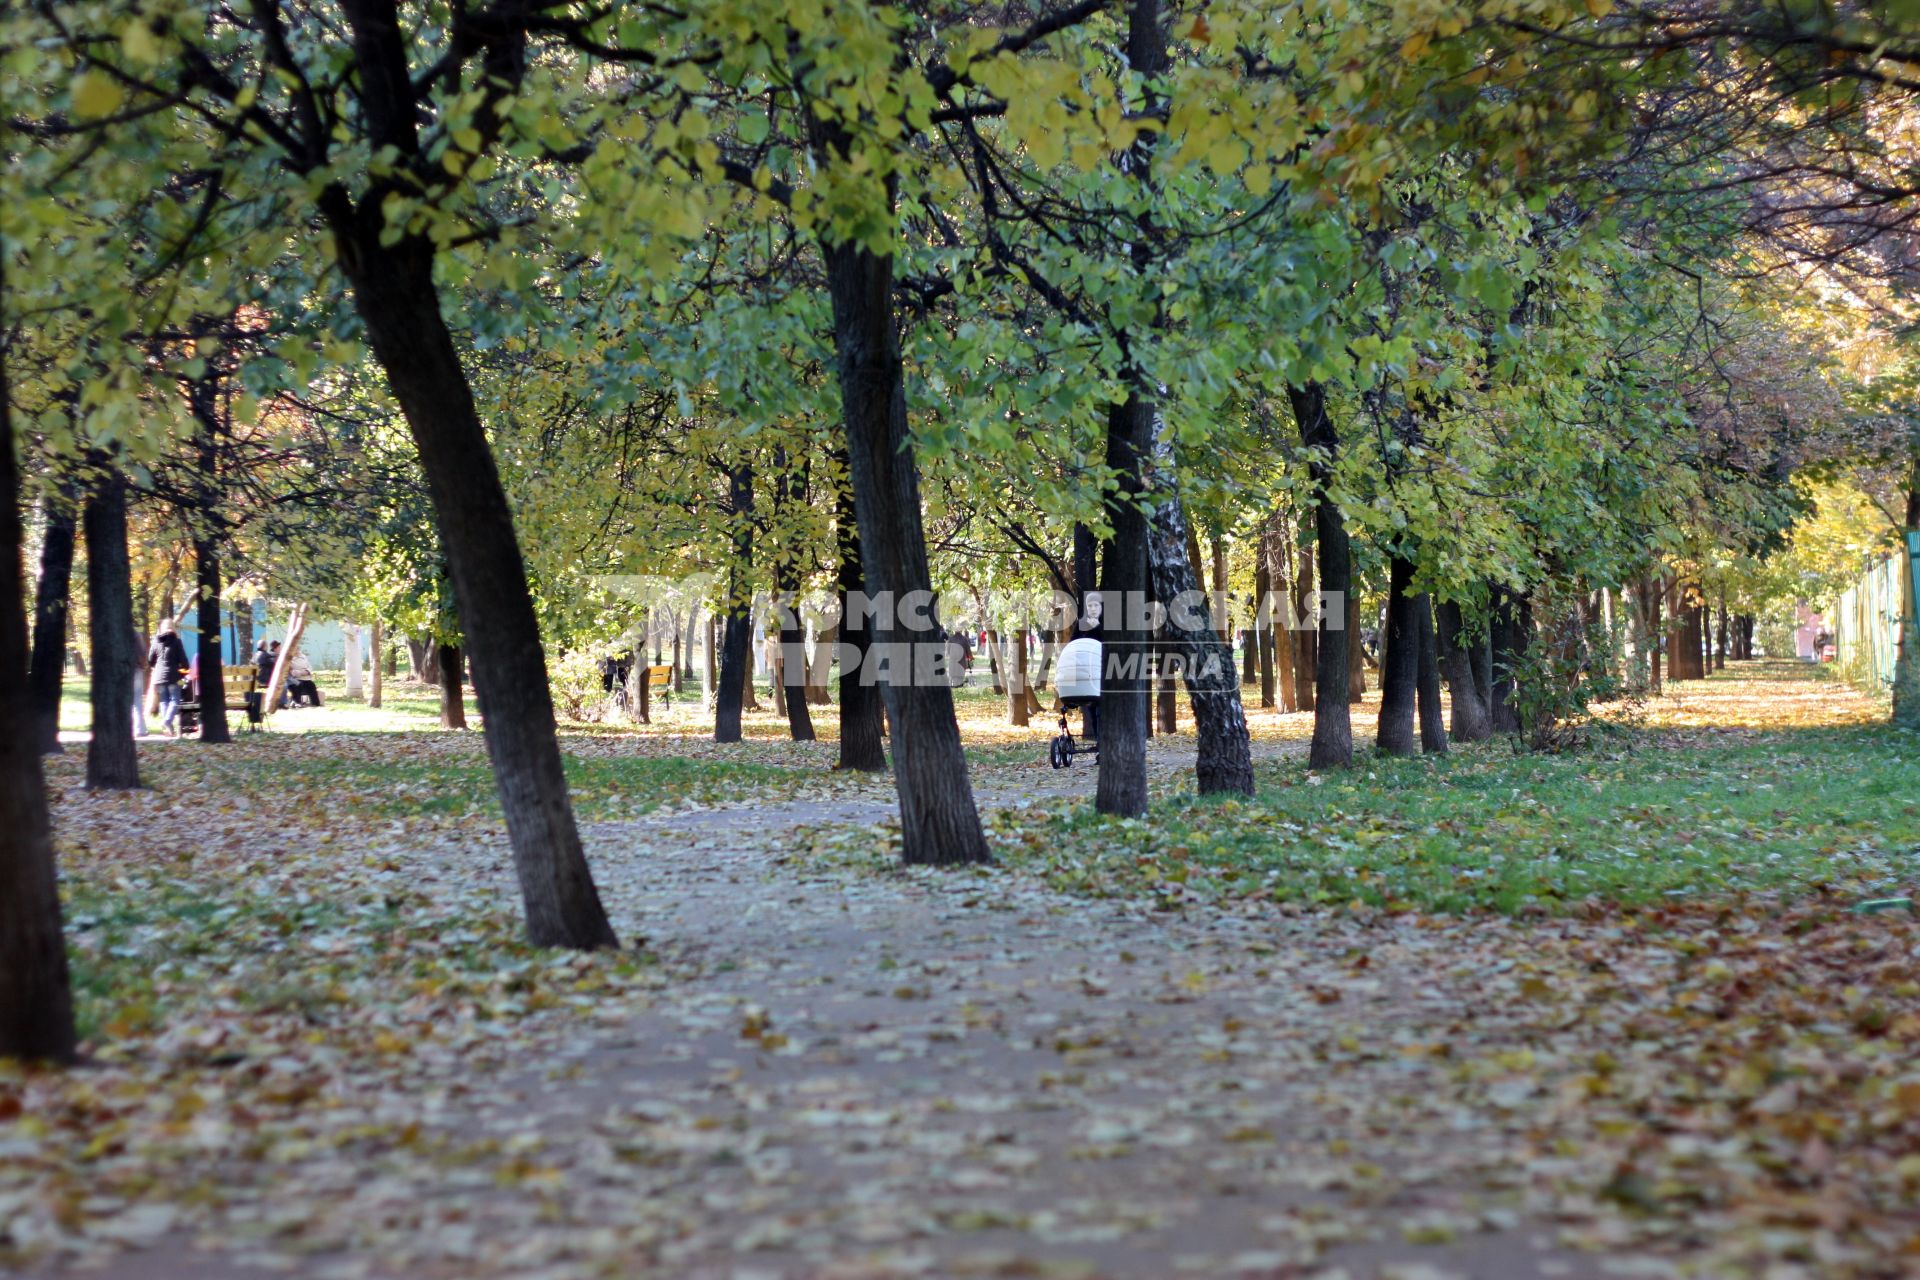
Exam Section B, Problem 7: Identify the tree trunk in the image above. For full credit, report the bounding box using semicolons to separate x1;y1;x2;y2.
672;619;685;695
1156;636;1178;733
1376;554;1419;756
629;649;651;725
344;625;364;700
263;604;308;719
1668;580;1706;681
804;618;832;705
1270;524;1297;713
186;372;231;743
817;229;987;863
84;465;141;790
682;606;697;683
836;481;887;771
1073;522;1099;638
194;535;230;743
1291;519;1317;713
704;612;718;708
769;448;815;744
986;626;1006;695
1646;579;1664;693
1148;483;1255;795
1009;630;1030;726
370;618;384;708
329;204;615;948
777;598;815;742
28;487;78;755
1489;586;1525;733
438;642;467;729
1437;600;1492;742
1713;597;1728;672
1255;552;1276;708
1347;593;1367;703
715;461;753;744
1096;392;1155;816
1416;594;1447;755
231;598;252;679
1210;531;1229;637
1292;383;1351;768
0;332;77;1063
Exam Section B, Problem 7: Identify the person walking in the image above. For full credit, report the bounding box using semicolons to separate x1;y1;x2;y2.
147;618;190;738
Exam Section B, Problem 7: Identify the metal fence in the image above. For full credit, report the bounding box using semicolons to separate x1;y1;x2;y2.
1833;533;1920;693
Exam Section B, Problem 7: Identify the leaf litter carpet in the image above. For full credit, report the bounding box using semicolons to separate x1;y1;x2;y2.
7;674;1919;1279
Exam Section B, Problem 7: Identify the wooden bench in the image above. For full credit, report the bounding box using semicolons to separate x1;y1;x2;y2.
179;664;263;735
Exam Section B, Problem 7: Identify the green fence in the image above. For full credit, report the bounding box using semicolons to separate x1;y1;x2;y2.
1833;533;1919;693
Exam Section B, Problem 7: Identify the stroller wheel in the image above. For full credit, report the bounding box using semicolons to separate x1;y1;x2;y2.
1049;736;1068;770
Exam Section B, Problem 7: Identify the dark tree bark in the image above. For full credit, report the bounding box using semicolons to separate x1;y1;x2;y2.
1008;630;1030;726
835;477;886;771
1713;599;1728;672
1667;582;1706;681
1291;383;1351;768
324;7;615;948
815;226;987;863
1088;0;1172;816
1270;526;1298;713
1096;393;1155;816
1148;485;1254;795
28;486;78;755
437;643;467;729
1415;594;1447;755
1376;554;1419;757
771;448;815;743
406;637;438;686
776;594;814;742
1291;520;1317;713
1645;578;1664;693
193;538;229;743
0;316;77;1063
629;648;651;725
1254;552;1276;708
186;370;231;744
1436;600;1493;742
84;464;141;790
715;463;754;745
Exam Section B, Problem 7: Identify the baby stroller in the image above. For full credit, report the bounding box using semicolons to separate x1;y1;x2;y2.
1049;637;1101;769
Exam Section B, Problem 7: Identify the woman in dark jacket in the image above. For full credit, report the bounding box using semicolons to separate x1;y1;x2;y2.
147;618;190;738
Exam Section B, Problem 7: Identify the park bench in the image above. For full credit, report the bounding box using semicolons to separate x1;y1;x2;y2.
178;664;263;736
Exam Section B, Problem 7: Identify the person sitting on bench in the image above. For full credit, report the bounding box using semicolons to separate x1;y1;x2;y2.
285;652;323;707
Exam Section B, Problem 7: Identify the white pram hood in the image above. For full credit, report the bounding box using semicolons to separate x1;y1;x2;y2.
1056;637;1102;700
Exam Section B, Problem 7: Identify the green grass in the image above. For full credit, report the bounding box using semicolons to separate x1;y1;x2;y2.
1000;723;1920;915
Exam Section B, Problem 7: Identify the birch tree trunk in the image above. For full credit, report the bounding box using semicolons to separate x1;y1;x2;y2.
263;604;308;720
1148;484;1255;796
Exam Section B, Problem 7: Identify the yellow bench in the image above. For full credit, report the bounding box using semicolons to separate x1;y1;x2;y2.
180;663;263;733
